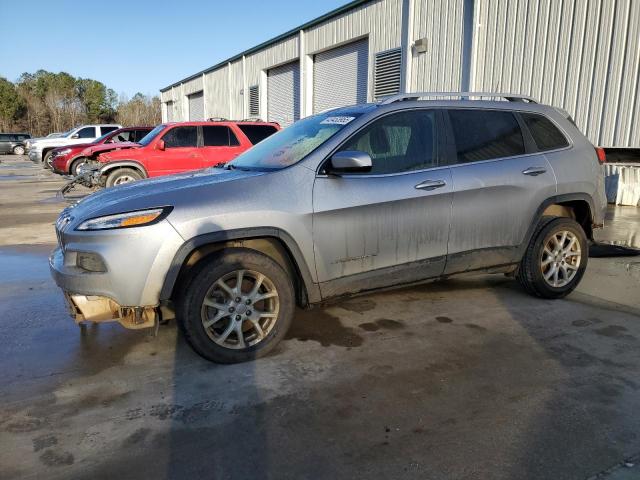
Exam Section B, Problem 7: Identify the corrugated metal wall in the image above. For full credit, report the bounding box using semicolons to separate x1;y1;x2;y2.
471;0;640;148
160;0;639;149
410;0;465;92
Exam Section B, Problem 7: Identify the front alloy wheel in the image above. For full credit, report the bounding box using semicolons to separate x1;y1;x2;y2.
178;248;295;363
13;146;25;155
201;269;279;349
540;230;581;288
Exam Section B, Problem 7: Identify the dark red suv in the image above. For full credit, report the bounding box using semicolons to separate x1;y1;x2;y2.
50;126;153;175
93;120;280;187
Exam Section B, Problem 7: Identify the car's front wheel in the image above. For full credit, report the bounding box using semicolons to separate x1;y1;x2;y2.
43;151;54;169
177;248;295;363
517;216;588;299
13;145;25;155
69;157;88;176
105;168;142;187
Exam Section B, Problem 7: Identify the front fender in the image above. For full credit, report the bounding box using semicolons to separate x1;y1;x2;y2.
99;160;148;178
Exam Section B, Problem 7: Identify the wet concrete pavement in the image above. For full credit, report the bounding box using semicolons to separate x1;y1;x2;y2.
1;156;639;480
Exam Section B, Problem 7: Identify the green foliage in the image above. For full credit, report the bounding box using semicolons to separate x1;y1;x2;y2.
0;70;160;135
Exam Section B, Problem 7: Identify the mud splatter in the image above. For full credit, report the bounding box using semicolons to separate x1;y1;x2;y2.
338;298;376;313
33;434;57;452
39;449;74;467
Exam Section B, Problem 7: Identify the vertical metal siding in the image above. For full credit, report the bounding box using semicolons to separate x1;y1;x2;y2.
245;36;299;88
410;0;465;92
204;68;230;119
229;61;244;119
182;76;203;95
473;0;640;148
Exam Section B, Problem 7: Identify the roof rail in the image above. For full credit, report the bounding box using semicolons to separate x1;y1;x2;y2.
207;117;228;122
379;92;538;105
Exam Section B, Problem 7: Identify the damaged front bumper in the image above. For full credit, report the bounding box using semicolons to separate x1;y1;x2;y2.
63;292;158;329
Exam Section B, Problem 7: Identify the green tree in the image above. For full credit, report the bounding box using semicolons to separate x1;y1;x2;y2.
0;77;25;131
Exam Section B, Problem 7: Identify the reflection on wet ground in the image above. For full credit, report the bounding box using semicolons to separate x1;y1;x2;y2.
595;205;640;250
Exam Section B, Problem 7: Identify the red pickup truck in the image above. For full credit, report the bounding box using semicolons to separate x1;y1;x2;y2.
50;126;153;175
92;120;279;187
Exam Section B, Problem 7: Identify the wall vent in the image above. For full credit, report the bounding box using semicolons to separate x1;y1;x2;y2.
248;85;260;116
374;48;402;99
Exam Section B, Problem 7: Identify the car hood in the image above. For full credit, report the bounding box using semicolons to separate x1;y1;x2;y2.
87;142;139;155
53;143;93;153
67;168;266;227
31;137;71;148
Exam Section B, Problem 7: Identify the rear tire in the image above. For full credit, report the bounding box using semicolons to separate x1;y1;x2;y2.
177;248;295;363
517;216;588;299
105;168;142;187
13;146;25;155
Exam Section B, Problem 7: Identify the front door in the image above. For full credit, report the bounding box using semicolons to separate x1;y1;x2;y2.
312;109;452;297
200;125;244;167
150;125;202;176
443;108;557;274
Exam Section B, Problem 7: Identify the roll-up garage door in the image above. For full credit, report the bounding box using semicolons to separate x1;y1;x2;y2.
188;91;204;121
313;39;368;113
268;62;300;127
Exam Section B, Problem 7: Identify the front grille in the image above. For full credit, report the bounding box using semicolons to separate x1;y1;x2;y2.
55;210;73;252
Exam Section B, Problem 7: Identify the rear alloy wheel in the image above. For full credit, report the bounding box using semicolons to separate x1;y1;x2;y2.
517;216;588;299
13;145;25;155
178;248;294;363
105;168;142;187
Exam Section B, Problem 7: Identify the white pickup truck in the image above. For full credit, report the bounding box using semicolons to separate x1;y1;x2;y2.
28;124;121;166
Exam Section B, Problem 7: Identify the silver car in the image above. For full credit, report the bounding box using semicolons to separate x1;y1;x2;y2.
50;92;607;363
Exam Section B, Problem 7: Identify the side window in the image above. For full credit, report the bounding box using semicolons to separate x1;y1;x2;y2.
338;110;437;175
100;126;119;136
77;127;97;138
17;135;27;141
202;126;239;147
135;130;150;142
448;109;525;163
112;131;132;142
0;134;10;141
521;113;569;151
237;124;278;145
162;126;198;148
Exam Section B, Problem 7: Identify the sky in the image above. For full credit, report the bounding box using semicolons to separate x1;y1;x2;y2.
0;0;348;98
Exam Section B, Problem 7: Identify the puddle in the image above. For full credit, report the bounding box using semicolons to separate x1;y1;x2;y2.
0;246;54;283
590;243;640;258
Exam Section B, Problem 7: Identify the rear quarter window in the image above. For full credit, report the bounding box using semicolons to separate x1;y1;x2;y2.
448;109;525;163
521;113;570;151
237;124;278;145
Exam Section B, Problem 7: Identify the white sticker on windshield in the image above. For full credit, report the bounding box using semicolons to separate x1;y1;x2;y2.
320;116;355;125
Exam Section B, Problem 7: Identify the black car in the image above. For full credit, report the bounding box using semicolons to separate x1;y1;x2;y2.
0;133;31;155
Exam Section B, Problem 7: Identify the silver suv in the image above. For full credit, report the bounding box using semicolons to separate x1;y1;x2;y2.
50;93;607;363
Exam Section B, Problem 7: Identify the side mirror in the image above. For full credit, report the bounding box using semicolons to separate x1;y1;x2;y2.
71;133;80;139
327;151;372;174
156;140;165;151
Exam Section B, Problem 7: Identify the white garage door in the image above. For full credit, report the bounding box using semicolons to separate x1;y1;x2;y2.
268;62;300;127
188;91;204;121
313;39;369;113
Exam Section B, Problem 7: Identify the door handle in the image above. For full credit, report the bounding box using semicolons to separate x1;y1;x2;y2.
415;179;447;191
522;166;547;176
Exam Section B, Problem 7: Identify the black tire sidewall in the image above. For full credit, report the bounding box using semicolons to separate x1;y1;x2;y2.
527;217;588;298
43;152;53;169
178;248;295;363
70;157;86;176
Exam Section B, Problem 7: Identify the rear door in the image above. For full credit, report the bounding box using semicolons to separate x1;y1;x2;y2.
312;109;452;295
200;125;244;166
150;126;201;176
443;108;557;274
0;134;10;153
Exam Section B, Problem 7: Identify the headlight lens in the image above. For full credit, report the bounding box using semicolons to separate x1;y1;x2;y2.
76;207;171;231
57;148;72;155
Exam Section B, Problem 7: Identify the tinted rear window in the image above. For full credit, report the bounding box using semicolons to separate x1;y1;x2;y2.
163;126;198;148
521;113;569;151
237;124;278;145
448;109;525;163
202;126;239;147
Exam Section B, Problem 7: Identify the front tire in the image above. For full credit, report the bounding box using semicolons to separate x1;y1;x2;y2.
13;146;25;155
177;248;295;363
517;216;588;299
43;151;54;169
105;168;142;187
69;157;87;176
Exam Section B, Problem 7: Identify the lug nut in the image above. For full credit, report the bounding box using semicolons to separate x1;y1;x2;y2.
245;299;252;305
235;315;241;321
246;310;252;316
235;297;241;303
229;306;235;313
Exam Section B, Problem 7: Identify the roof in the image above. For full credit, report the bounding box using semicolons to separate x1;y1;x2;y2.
160;0;371;93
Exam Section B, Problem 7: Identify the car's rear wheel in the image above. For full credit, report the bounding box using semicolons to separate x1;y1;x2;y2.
13;146;25;155
43;151;54;169
517;216;588;299
69;157;87;176
105;168;142;187
177;248;295;363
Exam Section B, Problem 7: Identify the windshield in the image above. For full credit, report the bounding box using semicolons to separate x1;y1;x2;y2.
93;130;117;144
229;112;362;170
138;124;165;147
60;128;74;138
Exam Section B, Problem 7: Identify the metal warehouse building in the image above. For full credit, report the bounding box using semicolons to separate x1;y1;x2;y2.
160;0;640;149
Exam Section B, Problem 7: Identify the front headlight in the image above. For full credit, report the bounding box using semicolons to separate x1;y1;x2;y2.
76;207;172;231
57;148;72;155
